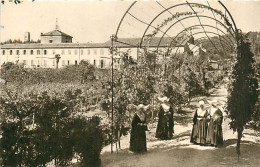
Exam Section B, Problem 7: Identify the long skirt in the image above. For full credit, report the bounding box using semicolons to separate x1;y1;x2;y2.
206;119;214;145
190;118;208;145
206;120;223;146
130;126;147;153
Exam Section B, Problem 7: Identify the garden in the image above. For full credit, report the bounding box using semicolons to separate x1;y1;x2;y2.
0;33;259;166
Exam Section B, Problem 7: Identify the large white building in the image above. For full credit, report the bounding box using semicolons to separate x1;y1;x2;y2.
0;29;195;69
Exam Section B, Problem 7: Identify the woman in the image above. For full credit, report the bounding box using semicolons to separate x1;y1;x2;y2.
206;102;224;146
190;100;208;145
129;105;148;153
155;97;174;140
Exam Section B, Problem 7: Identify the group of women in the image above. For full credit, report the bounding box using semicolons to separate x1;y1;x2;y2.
190;100;224;147
129;98;224;153
129;96;174;153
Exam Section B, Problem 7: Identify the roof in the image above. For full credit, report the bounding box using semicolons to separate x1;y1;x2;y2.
1;43;109;49
1;38;186;49
41;30;73;38
104;37;185;47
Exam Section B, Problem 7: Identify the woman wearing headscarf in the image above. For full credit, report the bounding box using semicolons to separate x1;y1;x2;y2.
129;105;148;153
190;100;208;145
206;101;224;146
155;96;174;140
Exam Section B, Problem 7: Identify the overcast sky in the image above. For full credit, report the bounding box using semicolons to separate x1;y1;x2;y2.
1;0;260;43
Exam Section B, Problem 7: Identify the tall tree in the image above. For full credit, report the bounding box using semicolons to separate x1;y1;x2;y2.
226;32;258;160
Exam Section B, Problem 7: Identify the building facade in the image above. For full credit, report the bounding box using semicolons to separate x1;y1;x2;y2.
0;29;190;69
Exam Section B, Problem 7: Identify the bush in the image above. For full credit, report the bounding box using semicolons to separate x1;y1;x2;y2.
0;87;104;166
72;116;103;167
1;60;96;84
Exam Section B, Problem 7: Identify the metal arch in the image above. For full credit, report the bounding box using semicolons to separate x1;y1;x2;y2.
194;36;233;52
155;23;235;54
206;1;227;57
155;15;235;53
169;29;234;51
139;2;236;47
195;39;231;51
167;29;234;56
218;1;238;39
177;24;235;46
186;1;221;55
115;1;137;40
171;39;232;63
171;31;234;58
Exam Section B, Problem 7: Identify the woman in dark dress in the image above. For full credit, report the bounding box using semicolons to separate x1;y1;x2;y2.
206;102;224;147
156;97;174;140
190;100;208;145
129;108;148;153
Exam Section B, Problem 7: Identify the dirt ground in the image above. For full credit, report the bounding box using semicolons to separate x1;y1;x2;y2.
101;142;260;167
101;85;260;167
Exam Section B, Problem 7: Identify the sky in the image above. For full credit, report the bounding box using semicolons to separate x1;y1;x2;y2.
1;0;260;43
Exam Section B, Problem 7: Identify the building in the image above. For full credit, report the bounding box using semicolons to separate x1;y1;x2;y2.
0;29;198;69
40;30;73;44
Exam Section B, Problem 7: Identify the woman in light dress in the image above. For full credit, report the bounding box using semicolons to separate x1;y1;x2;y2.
190;100;208;145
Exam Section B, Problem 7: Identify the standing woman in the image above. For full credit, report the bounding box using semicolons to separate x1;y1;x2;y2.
190;100;208;145
206;101;218;146
207;104;223;147
156;97;174;140
129;105;148;153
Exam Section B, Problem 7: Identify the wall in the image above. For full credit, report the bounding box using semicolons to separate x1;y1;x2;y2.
1;47;112;69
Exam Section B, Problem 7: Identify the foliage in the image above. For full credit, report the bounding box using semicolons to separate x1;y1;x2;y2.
72;116;103;167
184;69;205;101
0;86;104;166
226;34;259;159
1;61;96;84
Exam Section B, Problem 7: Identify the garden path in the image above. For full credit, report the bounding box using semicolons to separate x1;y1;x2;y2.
101;84;260;167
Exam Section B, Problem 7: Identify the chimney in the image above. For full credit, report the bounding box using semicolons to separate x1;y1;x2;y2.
24;32;30;42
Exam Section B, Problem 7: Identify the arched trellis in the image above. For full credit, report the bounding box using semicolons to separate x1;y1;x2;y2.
109;0;239;153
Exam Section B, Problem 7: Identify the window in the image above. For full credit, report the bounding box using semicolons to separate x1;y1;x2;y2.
68;60;70;65
94;49;97;55
10;50;13;55
94;59;96;67
75;60;78;65
68;50;71;55
16;50;19;55
100;49;104;55
2;50;5;55
37;50;40;55
44;50;47;55
23;50;26;55
30;50;34;55
53;60;55;66
100;60;104;69
23;60;27;65
74;50;78;55
81;50;83;55
31;60;34;66
62;60;65;66
53;50;55;54
62;50;65;55
88;50;90;55
49;40;53;43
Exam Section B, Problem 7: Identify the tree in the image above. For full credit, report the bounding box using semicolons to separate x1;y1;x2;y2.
78;60;96;83
55;54;61;69
226;33;259;160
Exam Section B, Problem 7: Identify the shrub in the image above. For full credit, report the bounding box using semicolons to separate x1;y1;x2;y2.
0;87;104;166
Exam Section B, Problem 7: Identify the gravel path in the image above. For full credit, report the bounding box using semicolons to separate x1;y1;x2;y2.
101;85;260;167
